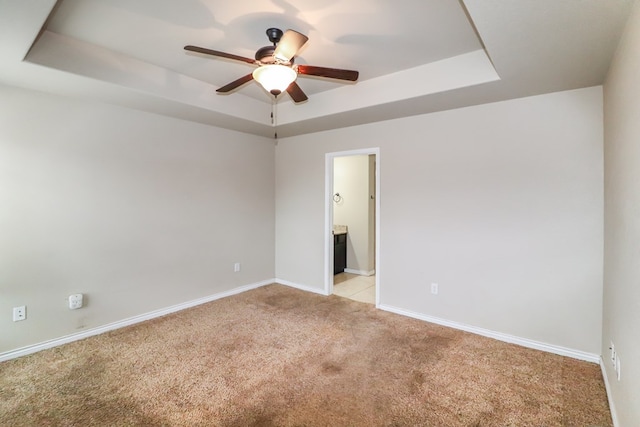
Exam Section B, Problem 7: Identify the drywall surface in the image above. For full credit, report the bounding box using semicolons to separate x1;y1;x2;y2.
0;84;275;353
276;86;603;354
603;0;640;424
333;155;374;274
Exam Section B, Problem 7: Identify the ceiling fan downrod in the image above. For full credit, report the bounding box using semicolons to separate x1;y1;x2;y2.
266;28;283;46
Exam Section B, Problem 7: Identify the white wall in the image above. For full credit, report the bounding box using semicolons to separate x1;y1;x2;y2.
333;155;374;274
275;86;603;355
603;0;640;424
0;84;275;354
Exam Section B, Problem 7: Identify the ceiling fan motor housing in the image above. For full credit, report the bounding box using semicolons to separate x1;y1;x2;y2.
255;46;295;65
256;28;294;64
255;46;276;63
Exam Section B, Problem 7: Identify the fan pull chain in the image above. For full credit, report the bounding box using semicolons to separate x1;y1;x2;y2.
272;96;278;139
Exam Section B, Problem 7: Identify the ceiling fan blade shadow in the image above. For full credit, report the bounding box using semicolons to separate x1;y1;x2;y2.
274;30;309;61
184;45;256;65
286;81;308;103
297;64;359;81
217;74;254;93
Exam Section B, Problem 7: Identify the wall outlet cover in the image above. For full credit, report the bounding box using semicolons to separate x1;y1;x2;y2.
12;306;26;322
69;294;83;310
610;341;616;365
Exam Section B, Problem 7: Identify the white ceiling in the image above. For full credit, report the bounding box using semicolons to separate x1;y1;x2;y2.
0;0;634;138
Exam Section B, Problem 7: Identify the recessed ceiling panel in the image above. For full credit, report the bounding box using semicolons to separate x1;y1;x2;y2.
45;0;483;102
3;0;632;137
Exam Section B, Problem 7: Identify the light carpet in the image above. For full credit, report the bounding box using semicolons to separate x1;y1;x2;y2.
0;284;612;426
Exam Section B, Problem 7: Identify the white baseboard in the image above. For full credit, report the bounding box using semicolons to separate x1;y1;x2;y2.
0;279;273;363
275;278;328;296
344;268;375;276
600;357;620;427
378;304;600;364
2;281;602;369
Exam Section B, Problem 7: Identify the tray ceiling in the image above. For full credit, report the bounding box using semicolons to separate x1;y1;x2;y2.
0;0;634;137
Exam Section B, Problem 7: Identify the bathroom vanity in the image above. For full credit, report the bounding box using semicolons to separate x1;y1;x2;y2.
333;225;347;275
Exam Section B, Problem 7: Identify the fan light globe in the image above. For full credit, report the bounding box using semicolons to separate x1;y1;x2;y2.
252;65;297;95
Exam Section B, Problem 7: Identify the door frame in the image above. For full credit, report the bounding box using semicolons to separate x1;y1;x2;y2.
324;148;380;306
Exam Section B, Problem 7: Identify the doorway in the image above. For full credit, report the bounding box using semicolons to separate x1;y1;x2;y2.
325;148;380;306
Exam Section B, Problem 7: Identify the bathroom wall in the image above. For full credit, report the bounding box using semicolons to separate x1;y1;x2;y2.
333;155;375;275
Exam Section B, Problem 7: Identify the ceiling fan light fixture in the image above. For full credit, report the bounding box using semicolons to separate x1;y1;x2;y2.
186;27;358;103
252;65;297;95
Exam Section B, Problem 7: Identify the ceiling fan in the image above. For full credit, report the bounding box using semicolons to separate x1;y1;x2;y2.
184;28;359;103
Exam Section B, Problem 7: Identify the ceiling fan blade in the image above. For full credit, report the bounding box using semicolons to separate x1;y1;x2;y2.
216;74;254;93
286;81;308;103
184;45;256;65
297;64;359;81
274;30;309;61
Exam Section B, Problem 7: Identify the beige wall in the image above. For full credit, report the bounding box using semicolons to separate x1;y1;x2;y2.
603;0;640;424
0;84;275;353
276;86;603;355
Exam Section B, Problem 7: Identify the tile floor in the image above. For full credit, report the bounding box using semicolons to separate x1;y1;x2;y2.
333;272;376;304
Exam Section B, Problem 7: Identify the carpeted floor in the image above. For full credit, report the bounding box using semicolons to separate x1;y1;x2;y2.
0;284;612;426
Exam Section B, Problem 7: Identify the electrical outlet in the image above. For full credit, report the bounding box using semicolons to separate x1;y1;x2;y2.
430;283;439;295
234;262;241;273
616;355;621;381
610;342;616;366
68;294;83;310
13;306;26;322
